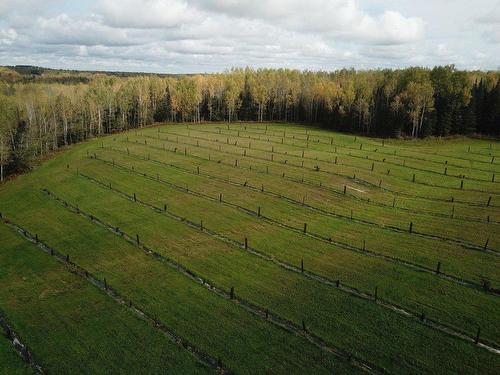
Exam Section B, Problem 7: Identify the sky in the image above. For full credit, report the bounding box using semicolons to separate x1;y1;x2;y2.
0;0;499;73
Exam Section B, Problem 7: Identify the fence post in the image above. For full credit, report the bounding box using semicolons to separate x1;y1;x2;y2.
133;193;137;202
244;237;248;249
230;286;234;299
258;206;261;217
412;174;415;183
374;286;378;301
436;261;441;274
392;197;396;208
487;196;492;207
460;180;464;189
303;223;307;233
343;186;346;195
409;222;413;233
301;259;304;273
484;238;489;251
136;234;140;245
475;327;481;344
371;162;374;171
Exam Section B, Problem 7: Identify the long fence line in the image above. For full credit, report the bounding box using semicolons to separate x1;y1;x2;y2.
0;216;231;374
139;131;498;207
66;171;500;355
40;189;385;375
90;150;499;260
206;124;500;171
97;147;500;251
84;156;499;293
110;140;497;224
132;133;499;210
184;126;500;185
0;308;44;374
214;124;500;172
159;128;500;194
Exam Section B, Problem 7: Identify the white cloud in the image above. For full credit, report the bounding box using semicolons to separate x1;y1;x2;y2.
192;0;424;44
0;0;498;72
35;14;153;46
97;0;203;29
0;28;17;46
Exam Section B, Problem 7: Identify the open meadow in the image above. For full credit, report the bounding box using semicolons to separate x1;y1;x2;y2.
1;122;499;374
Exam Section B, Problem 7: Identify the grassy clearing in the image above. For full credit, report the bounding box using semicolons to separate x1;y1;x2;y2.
0;224;213;375
0;122;499;374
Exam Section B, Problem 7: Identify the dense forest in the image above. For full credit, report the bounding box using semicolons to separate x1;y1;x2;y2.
0;65;499;181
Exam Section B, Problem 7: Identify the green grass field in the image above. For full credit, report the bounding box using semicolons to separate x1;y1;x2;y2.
0;122;499;374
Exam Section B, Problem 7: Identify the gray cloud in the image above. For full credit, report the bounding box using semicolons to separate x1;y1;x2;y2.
0;0;498;72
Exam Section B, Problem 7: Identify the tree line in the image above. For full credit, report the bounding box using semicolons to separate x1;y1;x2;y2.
0;65;499;181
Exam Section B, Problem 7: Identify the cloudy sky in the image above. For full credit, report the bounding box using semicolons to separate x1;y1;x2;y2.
0;0;499;73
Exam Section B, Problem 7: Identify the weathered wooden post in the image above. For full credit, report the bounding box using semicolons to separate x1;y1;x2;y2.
245;237;248;249
133;193;137;202
371;162;374;171
302;320;306;332
343;185;346;194
257;206;261;217
409;222;413;233
487;196;492;207
436;261;441;274
303;223;307;233
66;254;70;262
301;259;304;273
230;286;234;299
484;238;489;251
136;234;140;245
336;280;340;287
412;174;415;183
374;286;378;301
392;197;396;208
460;180;464;189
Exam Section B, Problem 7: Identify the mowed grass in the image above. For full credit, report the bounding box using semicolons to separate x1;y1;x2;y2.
0;122;499;374
0;225;212;375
